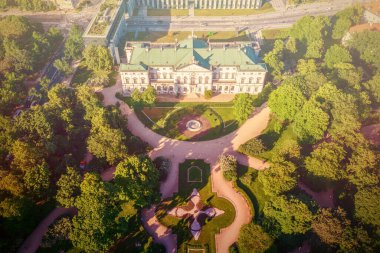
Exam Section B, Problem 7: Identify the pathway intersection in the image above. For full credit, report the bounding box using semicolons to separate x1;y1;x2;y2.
18;84;271;253
102;84;271;253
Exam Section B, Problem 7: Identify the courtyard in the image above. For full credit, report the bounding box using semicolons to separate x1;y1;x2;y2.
136;104;238;141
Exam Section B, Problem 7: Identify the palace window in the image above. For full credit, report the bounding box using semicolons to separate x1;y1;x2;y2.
256;77;261;83
249;77;253;83
184;77;188;84
241;77;245;83
169;86;174;91
141;77;145;83
205;76;209;83
199;76;203;84
224;86;228;91
125;78;129;83
133;78;138;84
157;86;162;91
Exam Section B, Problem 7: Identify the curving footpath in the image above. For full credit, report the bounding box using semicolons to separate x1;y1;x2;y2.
18;83;271;253
101;84;271;253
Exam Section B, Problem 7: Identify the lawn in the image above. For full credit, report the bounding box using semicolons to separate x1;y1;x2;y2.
147;8;189;16
237;164;271;215
137;105;238;141
156;160;235;253
124;31;249;43
194;2;274;16
261;28;290;40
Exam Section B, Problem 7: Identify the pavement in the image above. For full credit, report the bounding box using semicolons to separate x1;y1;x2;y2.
17;207;77;253
126;0;367;32
101;81;270;253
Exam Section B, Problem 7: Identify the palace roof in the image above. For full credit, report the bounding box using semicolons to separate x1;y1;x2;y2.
120;38;267;72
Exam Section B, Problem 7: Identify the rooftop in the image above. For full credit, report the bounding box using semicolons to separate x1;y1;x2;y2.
120;38;267;72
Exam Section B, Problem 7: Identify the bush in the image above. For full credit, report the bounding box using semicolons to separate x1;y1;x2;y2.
127;136;150;155
219;154;237;181
238;138;266;157
153;156;171;182
204;89;213;100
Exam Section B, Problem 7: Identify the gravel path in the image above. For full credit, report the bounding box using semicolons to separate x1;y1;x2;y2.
19;84;270;253
17;207;77;253
102;84;270;253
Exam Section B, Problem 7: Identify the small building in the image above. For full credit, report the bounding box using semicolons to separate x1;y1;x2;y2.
120;38;267;96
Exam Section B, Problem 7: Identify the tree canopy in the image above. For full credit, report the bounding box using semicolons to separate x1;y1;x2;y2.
114;155;160;207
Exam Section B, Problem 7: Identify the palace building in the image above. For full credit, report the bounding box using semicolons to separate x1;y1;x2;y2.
119;38;267;95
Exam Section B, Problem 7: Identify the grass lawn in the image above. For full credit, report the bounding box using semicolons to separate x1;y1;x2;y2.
237;164;271;215
137;105;238;141
156;160;235;253
147;8;189;16
261;28;290;40
124;31;249;43
195;2;274;16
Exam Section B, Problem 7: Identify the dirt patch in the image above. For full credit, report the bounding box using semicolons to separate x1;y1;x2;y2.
177;114;212;140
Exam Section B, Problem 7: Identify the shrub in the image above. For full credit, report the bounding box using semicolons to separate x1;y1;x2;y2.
127;136;150;155
238;138;266;157
219;154;237;181
204;89;213;100
153;156;171;182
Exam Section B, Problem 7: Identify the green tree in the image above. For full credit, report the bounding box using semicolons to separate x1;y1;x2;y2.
354;187;380;227
363;74;380;104
297;59;317;75
56;167;82;208
346;144;379;187
70;173;121;252
0;171;24;197
64;25;84;61
305;142;346;180
258;162;298;196
87;108;128;165
332;6;363;39
233;93;254;123
23;161;50;198
219;154;238;181
83;45;113;73
54;59;73;77
141;85;157;106
290;15;330;59
324;45;352;69
349;30;380;71
114;155;160;207
263;40;285;78
268;84;306;121
238;223;273;253
263;195;313;234
312;207;350;246
293;101;329;143
238;138;266;157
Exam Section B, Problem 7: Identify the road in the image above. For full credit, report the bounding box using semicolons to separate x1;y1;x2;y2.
126;0;368;31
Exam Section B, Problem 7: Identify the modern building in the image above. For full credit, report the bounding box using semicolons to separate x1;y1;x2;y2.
120;38;267;95
83;0;137;63
135;0;263;9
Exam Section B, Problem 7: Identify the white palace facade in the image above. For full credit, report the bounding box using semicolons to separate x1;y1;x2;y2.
119;38;267;95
